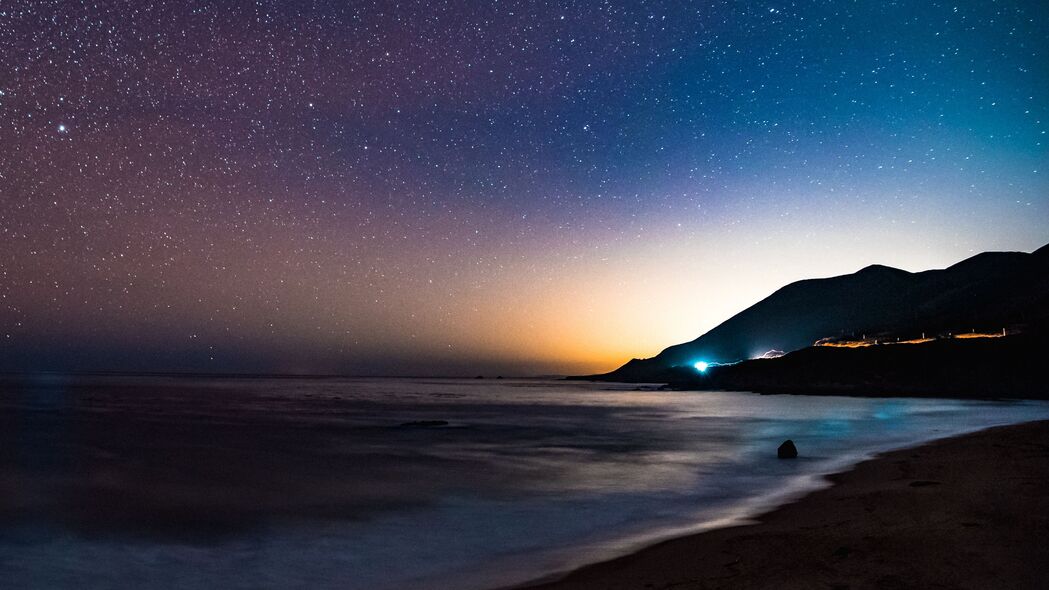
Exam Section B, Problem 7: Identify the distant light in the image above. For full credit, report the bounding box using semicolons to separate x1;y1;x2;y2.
57;124;67;133
693;361;709;372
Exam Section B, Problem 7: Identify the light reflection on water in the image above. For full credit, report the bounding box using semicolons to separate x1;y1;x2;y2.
1;376;1048;590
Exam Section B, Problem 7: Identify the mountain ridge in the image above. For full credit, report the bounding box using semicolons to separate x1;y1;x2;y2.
578;244;1049;382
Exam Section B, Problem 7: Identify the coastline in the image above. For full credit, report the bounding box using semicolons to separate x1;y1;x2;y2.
580;332;1049;400
511;419;1049;590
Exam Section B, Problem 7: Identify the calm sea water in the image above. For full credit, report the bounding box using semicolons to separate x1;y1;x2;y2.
2;375;1048;589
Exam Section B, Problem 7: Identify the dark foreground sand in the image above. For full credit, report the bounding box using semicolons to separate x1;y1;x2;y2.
519;420;1049;590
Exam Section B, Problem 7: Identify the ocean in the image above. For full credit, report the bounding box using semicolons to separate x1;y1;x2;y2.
2;375;1047;589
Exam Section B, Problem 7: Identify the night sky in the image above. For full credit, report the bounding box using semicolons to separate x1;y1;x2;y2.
1;1;1046;376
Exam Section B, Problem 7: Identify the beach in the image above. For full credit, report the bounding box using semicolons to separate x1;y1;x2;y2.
518;420;1049;590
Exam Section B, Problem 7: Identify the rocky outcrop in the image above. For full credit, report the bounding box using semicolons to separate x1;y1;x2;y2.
778;440;798;459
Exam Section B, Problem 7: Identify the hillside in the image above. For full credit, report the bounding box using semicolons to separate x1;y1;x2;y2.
661;332;1049;399
579;243;1049;382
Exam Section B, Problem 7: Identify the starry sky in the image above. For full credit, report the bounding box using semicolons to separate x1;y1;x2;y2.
1;0;1047;376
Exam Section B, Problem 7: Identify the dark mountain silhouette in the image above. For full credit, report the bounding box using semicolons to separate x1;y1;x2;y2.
579;243;1049;382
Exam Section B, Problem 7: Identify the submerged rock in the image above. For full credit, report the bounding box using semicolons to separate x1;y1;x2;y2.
778;439;798;459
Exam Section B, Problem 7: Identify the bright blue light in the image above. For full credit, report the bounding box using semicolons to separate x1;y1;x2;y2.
693;361;709;372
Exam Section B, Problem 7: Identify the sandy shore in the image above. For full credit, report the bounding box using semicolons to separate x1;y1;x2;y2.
517;420;1049;590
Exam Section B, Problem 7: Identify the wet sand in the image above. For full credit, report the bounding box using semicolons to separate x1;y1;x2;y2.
518;420;1049;590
